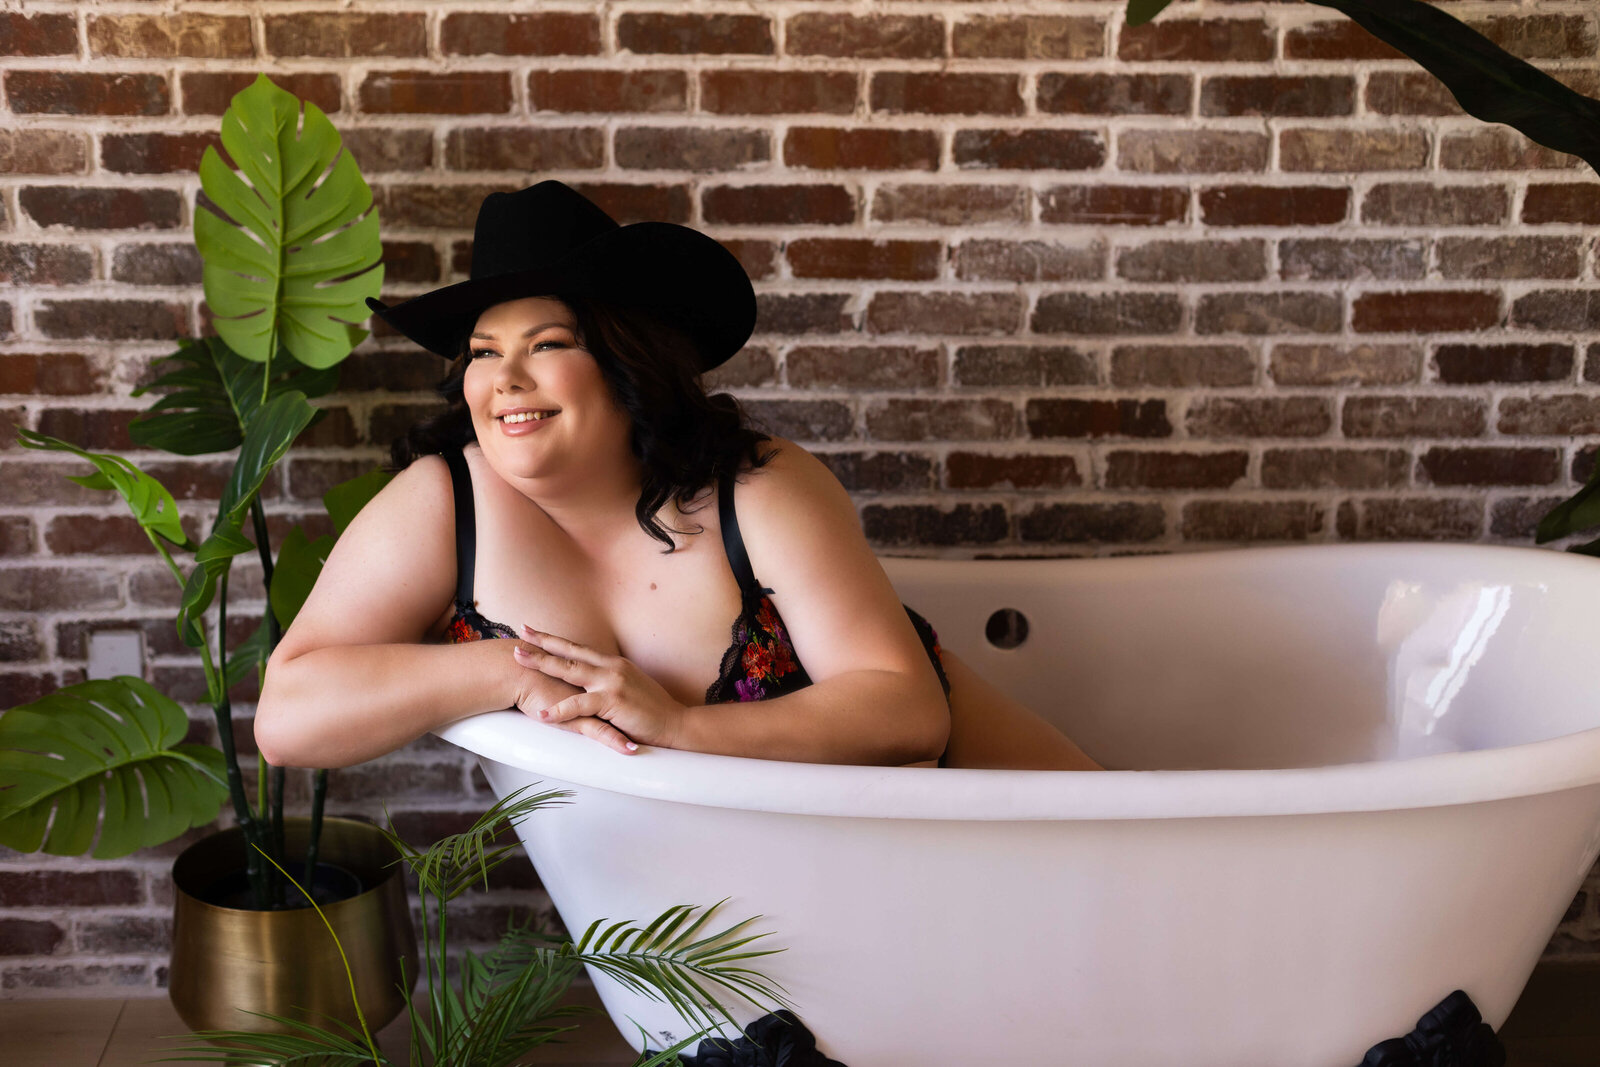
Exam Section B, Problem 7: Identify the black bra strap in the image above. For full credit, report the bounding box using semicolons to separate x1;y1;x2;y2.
442;449;475;604
718;470;771;605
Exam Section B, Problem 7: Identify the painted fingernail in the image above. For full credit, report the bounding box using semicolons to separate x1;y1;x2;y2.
625;742;638;752
538;709;550;720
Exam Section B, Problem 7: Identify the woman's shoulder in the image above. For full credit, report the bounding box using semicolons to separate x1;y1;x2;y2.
731;438;858;537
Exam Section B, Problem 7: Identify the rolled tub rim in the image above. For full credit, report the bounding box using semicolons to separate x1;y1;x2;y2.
437;542;1600;822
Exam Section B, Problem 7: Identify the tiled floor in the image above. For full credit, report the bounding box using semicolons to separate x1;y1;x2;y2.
5;963;1599;1066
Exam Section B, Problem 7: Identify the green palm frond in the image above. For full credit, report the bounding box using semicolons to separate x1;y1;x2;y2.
161;1009;385;1066
380;785;570;902
14;430;188;549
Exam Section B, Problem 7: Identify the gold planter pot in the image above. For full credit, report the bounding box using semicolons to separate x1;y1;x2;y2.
169;816;418;1035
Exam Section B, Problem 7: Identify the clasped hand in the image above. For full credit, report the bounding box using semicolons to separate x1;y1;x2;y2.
512;626;685;754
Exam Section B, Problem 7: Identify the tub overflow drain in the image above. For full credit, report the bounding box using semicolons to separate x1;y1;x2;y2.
984;608;1028;650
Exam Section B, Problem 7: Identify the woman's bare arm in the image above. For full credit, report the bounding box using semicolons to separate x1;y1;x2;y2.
254;456;577;768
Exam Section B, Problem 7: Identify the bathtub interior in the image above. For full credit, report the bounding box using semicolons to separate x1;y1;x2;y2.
882;546;1600;772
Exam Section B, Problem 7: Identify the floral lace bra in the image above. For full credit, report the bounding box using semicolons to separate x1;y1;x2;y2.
438;450;950;709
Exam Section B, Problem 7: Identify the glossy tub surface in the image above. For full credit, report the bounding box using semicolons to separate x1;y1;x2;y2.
438;543;1600;1066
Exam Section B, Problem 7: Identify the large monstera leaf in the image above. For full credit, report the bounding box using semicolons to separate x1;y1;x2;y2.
196;73;383;375
0;678;228;858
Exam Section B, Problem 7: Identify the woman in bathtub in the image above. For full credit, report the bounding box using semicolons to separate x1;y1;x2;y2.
253;181;1101;772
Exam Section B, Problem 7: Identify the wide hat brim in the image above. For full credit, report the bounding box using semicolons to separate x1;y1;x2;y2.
366;220;756;371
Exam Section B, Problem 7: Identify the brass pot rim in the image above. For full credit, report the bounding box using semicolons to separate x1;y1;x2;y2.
171;815;406;916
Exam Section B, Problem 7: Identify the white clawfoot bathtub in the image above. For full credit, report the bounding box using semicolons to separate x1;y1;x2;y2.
437;543;1600;1067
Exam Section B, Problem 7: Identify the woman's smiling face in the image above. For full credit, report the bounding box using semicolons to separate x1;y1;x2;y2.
462;296;633;484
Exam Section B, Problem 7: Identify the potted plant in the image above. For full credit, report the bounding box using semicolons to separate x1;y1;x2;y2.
0;73;406;1033
163;787;792;1067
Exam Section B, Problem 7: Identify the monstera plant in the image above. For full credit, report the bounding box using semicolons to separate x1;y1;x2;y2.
0;74;387;909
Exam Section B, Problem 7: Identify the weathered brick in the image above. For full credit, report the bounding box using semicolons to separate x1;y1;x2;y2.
1589;343;1600;385
0;671;65;707
1441;129;1581;172
73;916;171;956
816;451;935;493
1498;395;1600;436
702;71;857;116
1279;239;1426;281
1;963;149;992
442;12;600;56
1436;343;1574;384
953;129;1105;171
0;565;121;612
6;72;169;116
1352;291;1500;333
1471;15;1597;61
89;14;251;58
1197;292;1342;335
1271;344;1420;387
1490;496;1567;539
1182;501;1324;542
1026;399;1169;439
1188;397;1332;439
866;399;1015;442
1512;290;1600;332
1033;293;1182;336
1113;447;1248;489
788;13;942;58
1362;183;1508;226
1119;18;1272;62
871;73;1023;116
1117;239;1264;284
0;244;93;286
1281;129;1429;172
1352;498;1484;541
704;346;777;390
1199;186;1348;227
740;399;854;442
266;13;425;58
1342;396;1487;438
361;72;511;115
111;243;202;286
379;183;516;229
704;184;852;225
1038;73;1187;115
0;130;90;174
864;504;1010;547
35;300;188;341
1437;236;1583;280
722;240;779;282
180;72;342;116
1523;184;1600;225
377;241;440;286
0;12;78;56
1420;447;1559;487
0;517;37;557
445;128;603;172
617;128;770;173
1110;345;1253;388
953;15;1103;59
1262;448;1409;490
20;187;181;231
529;70;687;114
101;132;218;175
0;461;118;506
340;129;433;174
0;917;64;957
1039;185;1188;226
753;293;853;335
867;292;1022;335
37;407;138;451
43;514;154;556
784;127;939;172
1284;20;1404;61
618;13;772;55
0;355;97;396
1365;72;1463;117
0;620;42;663
952;346;1096;388
871;184;1027;226
1200;76;1353;117
1118;130;1268;174
954;239;1103;282
1018;502;1164;542
786;346;940;390
946;451;1081;491
788;239;940;281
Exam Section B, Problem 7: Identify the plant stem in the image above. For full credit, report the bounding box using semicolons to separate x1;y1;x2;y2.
250;497;296;911
270;764;287;907
304;769;328;901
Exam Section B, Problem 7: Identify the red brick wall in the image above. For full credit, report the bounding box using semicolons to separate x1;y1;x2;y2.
3;1;1599;993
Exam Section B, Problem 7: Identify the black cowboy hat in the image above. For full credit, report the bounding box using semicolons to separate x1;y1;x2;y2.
365;181;756;371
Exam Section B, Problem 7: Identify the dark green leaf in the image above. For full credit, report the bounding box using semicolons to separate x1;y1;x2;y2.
1537;465;1600;542
323;468;392;535
268;525;334;630
217;391;319;526
1310;0;1600;177
1125;0;1179;28
224;616;273;691
14;430;188;548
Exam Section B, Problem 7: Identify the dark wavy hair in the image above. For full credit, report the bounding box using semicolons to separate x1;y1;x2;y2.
390;295;774;550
